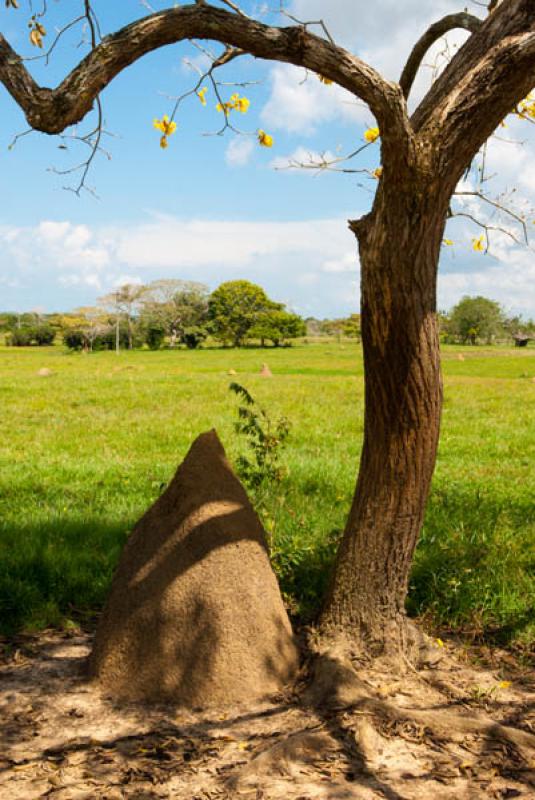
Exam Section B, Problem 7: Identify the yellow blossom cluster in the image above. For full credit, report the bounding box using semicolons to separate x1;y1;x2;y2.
257;129;273;147
364;126;380;143
197;87;208;106
153;115;177;149
216;93;250;115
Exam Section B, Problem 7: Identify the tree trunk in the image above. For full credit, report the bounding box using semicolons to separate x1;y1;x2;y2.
321;176;449;658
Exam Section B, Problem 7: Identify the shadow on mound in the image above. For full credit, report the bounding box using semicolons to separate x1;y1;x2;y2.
88;429;299;707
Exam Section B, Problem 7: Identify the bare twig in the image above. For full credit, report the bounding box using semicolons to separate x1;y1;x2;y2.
22;16;85;65
454;190;529;244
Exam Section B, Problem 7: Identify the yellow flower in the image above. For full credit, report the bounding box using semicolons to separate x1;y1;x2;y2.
436;638;444;648
499;680;512;689
234;96;250;113
318;74;332;85
443;238;454;246
472;234;485;252
518;93;535;119
197;87;208;106
372;166;383;179
257;129;273;147
217;94;250;114
153;114;177;136
364;126;380;143
153;115;176;148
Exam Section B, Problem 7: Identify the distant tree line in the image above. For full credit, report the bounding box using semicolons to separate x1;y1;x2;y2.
2;292;532;351
0;279;306;351
438;296;535;346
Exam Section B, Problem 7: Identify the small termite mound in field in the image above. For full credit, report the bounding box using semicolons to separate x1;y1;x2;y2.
260;363;273;377
88;429;299;707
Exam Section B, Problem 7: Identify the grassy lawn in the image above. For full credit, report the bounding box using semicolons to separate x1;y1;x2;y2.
1;342;534;646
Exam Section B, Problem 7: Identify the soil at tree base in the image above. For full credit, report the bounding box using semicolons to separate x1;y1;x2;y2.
2;628;535;799
88;429;299;706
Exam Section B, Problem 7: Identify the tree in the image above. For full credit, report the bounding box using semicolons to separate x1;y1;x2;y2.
98;284;146;353
140;279;210;347
320;314;361;339
248;309;306;346
2;0;535;658
208;280;281;347
61;307;111;352
448;295;504;344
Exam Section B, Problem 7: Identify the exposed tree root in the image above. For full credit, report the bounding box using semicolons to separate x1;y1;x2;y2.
2;630;534;800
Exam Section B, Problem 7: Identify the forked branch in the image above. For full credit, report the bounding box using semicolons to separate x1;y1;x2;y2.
399;12;482;99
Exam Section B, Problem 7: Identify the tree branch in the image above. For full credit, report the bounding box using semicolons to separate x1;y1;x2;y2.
0;2;406;144
399;12;482;100
411;0;535;187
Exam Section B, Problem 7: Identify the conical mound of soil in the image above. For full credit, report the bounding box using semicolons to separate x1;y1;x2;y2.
88;430;299;706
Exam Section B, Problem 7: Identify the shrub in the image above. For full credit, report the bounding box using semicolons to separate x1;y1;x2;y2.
145;324;166;350
63;330;87;351
33;325;55;346
7;328;33;346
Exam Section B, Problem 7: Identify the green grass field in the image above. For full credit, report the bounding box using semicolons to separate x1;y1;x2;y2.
1;342;534;647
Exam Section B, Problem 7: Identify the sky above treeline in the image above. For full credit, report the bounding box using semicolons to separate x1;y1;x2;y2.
1;0;534;318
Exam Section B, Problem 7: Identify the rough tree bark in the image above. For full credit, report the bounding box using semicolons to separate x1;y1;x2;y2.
321;168;449;656
1;0;535;660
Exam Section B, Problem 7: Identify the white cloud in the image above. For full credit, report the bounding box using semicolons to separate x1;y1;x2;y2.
3;211;535;319
322;251;359;273
225;137;255;167
59;273;103;290
261;65;369;134
439;235;535;315
0;215;359;316
107;215;353;269
1;221;110;272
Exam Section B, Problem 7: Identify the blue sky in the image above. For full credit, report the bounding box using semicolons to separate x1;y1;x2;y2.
1;0;534;318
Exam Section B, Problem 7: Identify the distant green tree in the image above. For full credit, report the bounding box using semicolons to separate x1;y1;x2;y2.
32;325;55;346
208;280;281;347
319;314;361;339
140;279;209;347
7;324;55;346
0;312;19;332
63;329;87;351
144;322;166;350
181;325;208;349
249;309;305;346
7;328;33;346
448;296;504;344
340;313;361;338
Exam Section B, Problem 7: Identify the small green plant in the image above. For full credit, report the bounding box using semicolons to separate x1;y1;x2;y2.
229;382;290;491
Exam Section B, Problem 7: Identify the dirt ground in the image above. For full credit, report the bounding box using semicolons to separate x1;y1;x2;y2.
1;629;534;800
